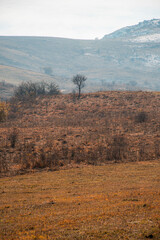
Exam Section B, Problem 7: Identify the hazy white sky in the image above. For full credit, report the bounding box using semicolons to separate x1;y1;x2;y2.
0;0;160;39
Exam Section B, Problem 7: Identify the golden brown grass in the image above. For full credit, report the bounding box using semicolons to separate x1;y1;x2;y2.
0;91;160;174
0;160;160;239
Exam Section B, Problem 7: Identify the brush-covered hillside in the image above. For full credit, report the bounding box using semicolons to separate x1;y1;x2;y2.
0;91;160;175
0;91;160;239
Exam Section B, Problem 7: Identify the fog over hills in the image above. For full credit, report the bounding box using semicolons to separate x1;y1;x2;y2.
0;19;160;96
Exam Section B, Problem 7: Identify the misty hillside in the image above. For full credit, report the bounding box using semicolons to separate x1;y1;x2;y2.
0;19;160;96
104;19;160;40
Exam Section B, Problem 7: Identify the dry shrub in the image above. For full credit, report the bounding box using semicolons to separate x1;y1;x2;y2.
8;97;19;119
135;111;148;123
14;81;60;101
0;101;9;122
20;143;61;170
8;128;19;148
72;146;86;164
0;150;8;173
0;110;6;122
154;140;160;158
106;135;128;162
138;144;146;161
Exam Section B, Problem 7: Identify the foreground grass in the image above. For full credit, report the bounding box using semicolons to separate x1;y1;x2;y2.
0;161;160;239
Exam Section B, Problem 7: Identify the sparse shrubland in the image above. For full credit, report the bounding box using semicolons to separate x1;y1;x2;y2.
0;91;160;240
0;91;160;175
13;80;60;101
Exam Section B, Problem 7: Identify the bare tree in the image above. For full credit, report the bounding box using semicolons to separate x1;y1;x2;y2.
72;74;87;98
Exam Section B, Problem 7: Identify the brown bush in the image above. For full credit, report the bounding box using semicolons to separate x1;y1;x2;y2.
0;101;9;122
0;150;8;173
8;128;19;148
135;111;148;123
106;135;128;162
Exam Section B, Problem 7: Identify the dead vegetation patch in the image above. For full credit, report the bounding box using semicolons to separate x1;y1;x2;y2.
0;91;160;175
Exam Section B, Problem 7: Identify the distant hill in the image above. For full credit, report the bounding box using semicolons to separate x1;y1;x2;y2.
0;19;160;96
0;80;15;100
103;19;160;40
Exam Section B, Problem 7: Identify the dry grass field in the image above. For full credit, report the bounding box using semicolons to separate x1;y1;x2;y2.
0;91;160;175
0;161;160;239
0;91;160;239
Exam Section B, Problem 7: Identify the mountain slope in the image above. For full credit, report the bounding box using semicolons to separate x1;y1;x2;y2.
0;19;160;94
103;19;160;40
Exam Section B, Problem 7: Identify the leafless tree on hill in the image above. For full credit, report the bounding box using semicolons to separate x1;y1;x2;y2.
72;74;87;99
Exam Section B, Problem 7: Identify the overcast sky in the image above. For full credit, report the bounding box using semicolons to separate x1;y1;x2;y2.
0;0;160;39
